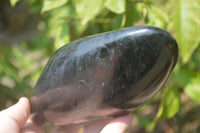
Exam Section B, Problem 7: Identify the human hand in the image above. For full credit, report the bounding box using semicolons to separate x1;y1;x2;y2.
55;114;133;133
0;97;132;133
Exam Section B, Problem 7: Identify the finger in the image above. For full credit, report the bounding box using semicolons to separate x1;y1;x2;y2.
100;114;133;133
56;124;83;133
20;119;43;133
0;97;30;133
83;119;112;133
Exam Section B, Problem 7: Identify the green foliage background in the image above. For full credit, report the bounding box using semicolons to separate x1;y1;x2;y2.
1;0;200;132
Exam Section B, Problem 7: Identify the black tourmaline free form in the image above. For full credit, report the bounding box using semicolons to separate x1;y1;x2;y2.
30;26;178;125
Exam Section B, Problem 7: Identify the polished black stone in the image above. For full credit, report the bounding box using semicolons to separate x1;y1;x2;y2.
30;26;178;125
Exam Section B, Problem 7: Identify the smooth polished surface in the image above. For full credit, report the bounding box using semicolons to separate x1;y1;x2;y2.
30;26;178;125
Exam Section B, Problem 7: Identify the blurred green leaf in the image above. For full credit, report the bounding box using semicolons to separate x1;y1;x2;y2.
138;117;154;132
175;69;196;87
0;57;18;82
184;76;200;103
158;87;180;119
146;6;168;28
41;0;69;13
48;6;71;50
10;0;20;7
169;0;200;63
125;1;140;27
111;14;125;29
74;22;88;36
49;20;70;50
188;46;200;71
150;87;181;131
105;0;125;14
74;0;104;24
54;20;70;50
11;47;32;69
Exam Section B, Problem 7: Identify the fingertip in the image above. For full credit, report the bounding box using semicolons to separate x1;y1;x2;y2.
18;97;31;113
19;97;29;103
0;97;31;132
100;114;133;133
3;97;31;127
112;114;133;126
17;97;31;126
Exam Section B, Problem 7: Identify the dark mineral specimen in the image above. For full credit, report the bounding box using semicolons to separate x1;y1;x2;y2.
30;26;178;125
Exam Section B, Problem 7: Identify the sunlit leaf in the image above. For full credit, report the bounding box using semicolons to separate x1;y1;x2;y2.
48;6;71;50
169;0;200;63
105;0;125;14
10;0;20;7
146;6;168;28
74;0;104;24
41;0;69;13
184;76;200;103
54;20;70;50
49;19;70;50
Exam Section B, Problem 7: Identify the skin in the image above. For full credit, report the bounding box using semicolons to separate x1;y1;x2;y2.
0;97;133;133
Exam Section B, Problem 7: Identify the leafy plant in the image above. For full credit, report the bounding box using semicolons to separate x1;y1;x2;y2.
1;0;200;132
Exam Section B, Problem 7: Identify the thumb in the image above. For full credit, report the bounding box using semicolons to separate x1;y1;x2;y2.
0;97;30;133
